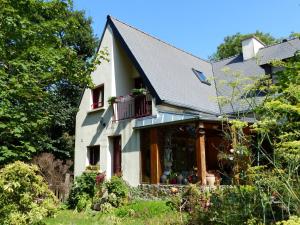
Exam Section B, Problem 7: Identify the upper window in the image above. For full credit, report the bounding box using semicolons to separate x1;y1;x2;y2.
192;69;211;85
91;85;104;109
87;146;100;165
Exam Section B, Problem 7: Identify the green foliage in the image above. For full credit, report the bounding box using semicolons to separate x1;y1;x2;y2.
211;31;278;60
131;88;147;95
105;176;130;207
213;47;300;224
115;200;173;219
276;216;300;225
43;206;187;225
76;193;92;212
181;184;205;213
255;53;300;166
108;96;117;105
67;172;97;209
0;0;108;164
99;202;115;213
252;52;300;216
0;161;58;225
189;186;269;225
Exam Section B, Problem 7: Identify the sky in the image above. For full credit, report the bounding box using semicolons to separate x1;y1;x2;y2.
73;0;300;59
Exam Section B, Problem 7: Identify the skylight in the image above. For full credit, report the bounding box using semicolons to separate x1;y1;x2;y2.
192;69;211;85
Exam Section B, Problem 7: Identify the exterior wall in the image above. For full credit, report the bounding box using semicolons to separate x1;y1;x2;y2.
242;38;264;60
74;25;144;186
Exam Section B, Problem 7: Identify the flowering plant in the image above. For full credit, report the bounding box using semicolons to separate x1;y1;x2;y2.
96;171;106;185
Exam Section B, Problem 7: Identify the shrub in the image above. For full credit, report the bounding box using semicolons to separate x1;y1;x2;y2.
67;171;97;209
105;175;129;207
276;216;300;225
76;193;92;212
99;202;114;213
0;161;58;225
189;185;268;225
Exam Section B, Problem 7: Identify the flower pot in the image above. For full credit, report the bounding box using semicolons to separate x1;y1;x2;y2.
177;174;183;184
160;174;167;184
206;174;216;186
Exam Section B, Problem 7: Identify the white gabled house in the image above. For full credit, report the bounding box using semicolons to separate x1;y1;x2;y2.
75;15;300;186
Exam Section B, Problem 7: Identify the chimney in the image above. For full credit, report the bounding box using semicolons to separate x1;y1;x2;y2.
242;36;265;60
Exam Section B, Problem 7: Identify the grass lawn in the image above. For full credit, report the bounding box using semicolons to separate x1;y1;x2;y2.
43;200;187;225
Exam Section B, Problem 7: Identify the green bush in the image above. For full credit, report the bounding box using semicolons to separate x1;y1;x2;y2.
0;161;58;225
67;171;97;209
189;186;269;225
276;216;300;225
105;176;129;207
76;193;92;212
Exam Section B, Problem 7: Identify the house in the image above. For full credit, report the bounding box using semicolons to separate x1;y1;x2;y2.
74;15;300;186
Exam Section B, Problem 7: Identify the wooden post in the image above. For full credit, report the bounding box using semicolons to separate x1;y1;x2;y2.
150;128;162;184
195;122;207;185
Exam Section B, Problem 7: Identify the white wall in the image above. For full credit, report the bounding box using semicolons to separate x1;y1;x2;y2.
74;25;143;186
242;37;265;60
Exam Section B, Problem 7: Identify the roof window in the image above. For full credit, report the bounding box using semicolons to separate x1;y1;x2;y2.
192;69;211;85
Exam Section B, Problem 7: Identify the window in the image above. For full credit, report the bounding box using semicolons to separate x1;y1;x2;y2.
192;69;211;85
87;146;100;165
91;85;104;109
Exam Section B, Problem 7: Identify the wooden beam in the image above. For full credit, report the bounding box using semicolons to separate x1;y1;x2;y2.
150;128;162;184
195;122;207;185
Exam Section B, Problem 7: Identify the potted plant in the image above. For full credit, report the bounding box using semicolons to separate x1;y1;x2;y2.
108;96;117;105
169;172;178;184
131;88;147;96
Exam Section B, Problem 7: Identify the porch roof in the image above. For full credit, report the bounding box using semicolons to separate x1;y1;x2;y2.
134;110;256;129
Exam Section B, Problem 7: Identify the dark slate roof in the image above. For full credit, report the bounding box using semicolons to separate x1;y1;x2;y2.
257;38;300;65
106;16;300;115
212;54;266;113
108;16;220;115
212;38;300;113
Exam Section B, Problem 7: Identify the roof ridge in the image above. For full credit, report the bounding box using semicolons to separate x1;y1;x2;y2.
108;15;211;64
259;37;300;50
211;37;300;63
211;53;242;63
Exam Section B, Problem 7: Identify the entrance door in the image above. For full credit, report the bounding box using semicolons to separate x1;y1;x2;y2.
113;136;122;175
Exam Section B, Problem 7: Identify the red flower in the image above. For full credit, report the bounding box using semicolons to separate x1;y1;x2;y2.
96;172;106;185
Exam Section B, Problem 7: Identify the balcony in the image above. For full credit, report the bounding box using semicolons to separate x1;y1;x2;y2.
112;93;152;121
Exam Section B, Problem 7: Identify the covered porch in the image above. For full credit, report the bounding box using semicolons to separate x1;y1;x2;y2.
138;117;229;185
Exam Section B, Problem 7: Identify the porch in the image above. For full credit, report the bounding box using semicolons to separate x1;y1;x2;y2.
139;121;230;185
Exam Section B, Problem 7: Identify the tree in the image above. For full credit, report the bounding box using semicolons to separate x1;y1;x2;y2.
0;0;108;164
210;31;278;60
216;51;300;221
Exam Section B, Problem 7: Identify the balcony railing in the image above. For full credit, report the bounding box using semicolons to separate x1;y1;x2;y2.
112;94;152;121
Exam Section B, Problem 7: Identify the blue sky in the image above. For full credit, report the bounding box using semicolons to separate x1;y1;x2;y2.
73;0;300;59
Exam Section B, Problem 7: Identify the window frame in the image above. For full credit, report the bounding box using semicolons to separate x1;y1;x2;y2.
87;145;100;166
91;84;104;109
192;68;211;85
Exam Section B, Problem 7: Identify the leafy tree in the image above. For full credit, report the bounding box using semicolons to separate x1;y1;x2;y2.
211;31;278;60
255;52;300;170
0;0;108;164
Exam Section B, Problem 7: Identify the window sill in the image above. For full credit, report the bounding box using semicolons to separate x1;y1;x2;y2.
87;107;106;114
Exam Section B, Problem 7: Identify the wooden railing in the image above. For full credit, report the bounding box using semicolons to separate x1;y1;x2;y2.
113;94;152;121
